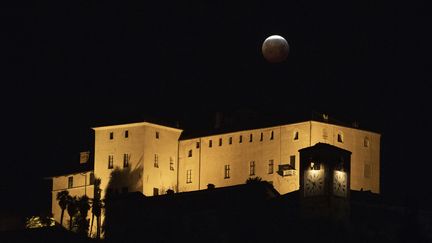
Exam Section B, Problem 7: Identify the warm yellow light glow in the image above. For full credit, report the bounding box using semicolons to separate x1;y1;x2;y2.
310;162;314;170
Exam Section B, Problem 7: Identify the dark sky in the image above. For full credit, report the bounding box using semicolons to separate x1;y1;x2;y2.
2;0;431;216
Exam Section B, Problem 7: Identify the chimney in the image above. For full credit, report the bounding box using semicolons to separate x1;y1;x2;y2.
80;151;90;164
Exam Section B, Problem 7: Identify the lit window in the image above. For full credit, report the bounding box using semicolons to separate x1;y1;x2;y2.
249;161;255;176
109;132;114;140
68;176;73;189
268;160;274;174
270;131;274;140
229;137;232;144
364;137;370;147
290;155;296;169
209;140;212;147
337;133;343;143
249;134;253;142
108;155;114;169
239;135;243;143
260;132;263;141
170;157;174;171
123;154;130;168
219;138;222;146
154;154;159;168
186;170;192;183
125;130;129;138
224;165;230;179
196;142;200;149
188;150;192;157
293;131;299;140
156;131;159;139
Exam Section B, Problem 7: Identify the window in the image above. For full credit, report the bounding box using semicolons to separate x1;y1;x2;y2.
186;170;192;183
268;160;274;174
219;138;222;146
249;161;255;176
249;134;253;142
170;157;174;171
153;188;159;196
122;187;128;194
68;176;73;189
154;154;159;168
224;165;230;179
293;131;299;140
109;132;114;140
270;131;274;140
239;135;243;143
156;131;159;139
196;142;200;149
337;133;343;143
108;155;114;169
89;173;95;185
123;154;130;168
260;132;263;141
290;155;296;169
125;130;129;138
364;164;371;178
188;150;192;157
209;140;212;147
229;137;232;144
364;137;370;147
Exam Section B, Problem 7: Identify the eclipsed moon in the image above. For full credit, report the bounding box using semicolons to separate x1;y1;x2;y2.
262;35;289;63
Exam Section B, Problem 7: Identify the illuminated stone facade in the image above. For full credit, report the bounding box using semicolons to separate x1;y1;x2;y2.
51;120;380;233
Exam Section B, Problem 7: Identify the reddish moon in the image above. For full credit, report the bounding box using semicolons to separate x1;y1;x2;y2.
262;35;289;63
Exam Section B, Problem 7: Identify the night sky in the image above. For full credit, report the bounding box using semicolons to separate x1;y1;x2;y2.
2;0;431;217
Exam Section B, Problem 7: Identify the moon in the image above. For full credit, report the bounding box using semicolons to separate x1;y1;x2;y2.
262;35;289;63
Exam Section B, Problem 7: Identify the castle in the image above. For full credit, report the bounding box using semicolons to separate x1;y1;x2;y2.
50;117;380;233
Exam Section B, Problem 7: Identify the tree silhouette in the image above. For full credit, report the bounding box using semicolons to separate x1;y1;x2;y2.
56;190;70;227
66;195;78;230
76;195;91;236
90;178;103;239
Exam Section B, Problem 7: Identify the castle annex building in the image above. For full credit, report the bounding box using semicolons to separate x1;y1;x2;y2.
50;119;380;230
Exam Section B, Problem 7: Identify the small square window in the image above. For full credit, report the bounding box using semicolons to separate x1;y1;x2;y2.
260;132;263;141
249;134;253;142
364;137;370;147
125;130;129;138
293;131;299;140
209;140;213;147
270;131;274;140
337;133;343;143
196;142;200;149
188;150;193;157
239;135;243;143
109;132;114;140
229;137;232;144
156;132;159;139
219;138;222;146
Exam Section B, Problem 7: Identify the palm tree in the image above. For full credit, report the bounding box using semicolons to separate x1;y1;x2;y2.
66;195;78;230
56;190;69;227
90;178;103;239
76;195;91;236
